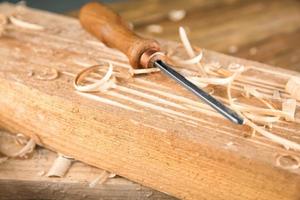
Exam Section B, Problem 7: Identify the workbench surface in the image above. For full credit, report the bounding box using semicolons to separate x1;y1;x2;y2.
1;0;299;199
104;0;300;72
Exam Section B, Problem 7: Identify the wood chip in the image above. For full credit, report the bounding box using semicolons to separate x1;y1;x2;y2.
9;15;45;30
89;170;110;188
285;77;300;100
282;99;297;122
130;67;160;76
46;154;73;177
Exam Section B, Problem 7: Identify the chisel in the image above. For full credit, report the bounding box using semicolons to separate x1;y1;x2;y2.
79;2;244;125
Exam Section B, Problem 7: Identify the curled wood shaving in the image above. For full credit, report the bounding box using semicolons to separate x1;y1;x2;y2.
282;99;297;122
9;15;45;30
176;28;298;152
175;28;299;150
74;63;116;92
168;9;186;22
179;27;195;58
247;118;300;151
15;133;28;145
285;77;300;100
171;52;203;65
227;76;300;150
243;113;279;125
188;75;236;86
223;62;299;150
275;154;300;170
178;27;206;76
10;138;36;158
46;154;73;177
0;131;35;158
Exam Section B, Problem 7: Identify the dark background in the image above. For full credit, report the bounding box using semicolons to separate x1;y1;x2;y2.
0;0;118;13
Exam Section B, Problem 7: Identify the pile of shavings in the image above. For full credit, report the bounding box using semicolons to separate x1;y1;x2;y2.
74;27;300;156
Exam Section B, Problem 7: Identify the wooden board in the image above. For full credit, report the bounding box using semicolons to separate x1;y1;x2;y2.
0;130;173;200
0;3;300;200
105;0;300;72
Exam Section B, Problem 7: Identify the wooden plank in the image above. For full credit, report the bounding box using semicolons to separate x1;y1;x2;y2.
106;0;300;71
0;130;174;200
0;3;300;200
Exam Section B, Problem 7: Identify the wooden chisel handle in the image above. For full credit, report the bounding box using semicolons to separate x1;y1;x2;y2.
79;2;161;68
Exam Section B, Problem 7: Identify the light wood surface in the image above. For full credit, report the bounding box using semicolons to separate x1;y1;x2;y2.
106;0;300;72
0;130;173;200
0;3;300;200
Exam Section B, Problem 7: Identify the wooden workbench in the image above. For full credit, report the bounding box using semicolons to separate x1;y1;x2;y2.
1;0;300;199
106;0;300;72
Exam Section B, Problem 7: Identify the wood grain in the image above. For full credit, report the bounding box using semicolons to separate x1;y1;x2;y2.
0;3;300;200
105;0;300;72
0;130;173;200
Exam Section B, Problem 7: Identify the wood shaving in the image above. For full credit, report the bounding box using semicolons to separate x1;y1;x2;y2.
46;154;73;177
285;77;300;100
108;173;117;178
179;27;195;58
10;138;36;158
276;154;300;170
146;24;163;34
171;52;203;65
244;115;300;151
282;99;297;122
168;9;186;22
129;67;160;76
178;27;206;76
15;133;28;145
9;15;45;30
35;68;59;81
173;27;300;152
74;63;116;92
272;90;281;100
89;170;111;188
